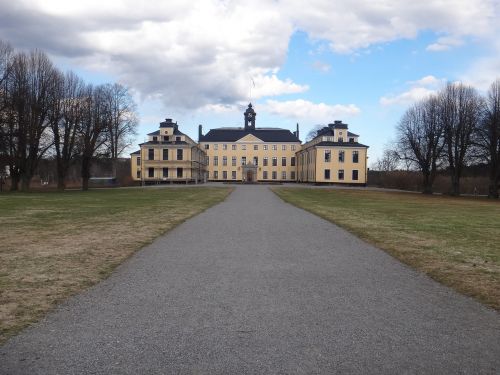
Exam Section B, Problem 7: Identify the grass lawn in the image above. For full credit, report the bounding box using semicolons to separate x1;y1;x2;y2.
0;187;231;344
273;188;500;310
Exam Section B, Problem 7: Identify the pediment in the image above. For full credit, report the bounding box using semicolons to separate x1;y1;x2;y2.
236;134;264;143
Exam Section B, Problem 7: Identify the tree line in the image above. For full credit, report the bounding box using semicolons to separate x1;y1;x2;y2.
0;39;138;191
376;80;500;198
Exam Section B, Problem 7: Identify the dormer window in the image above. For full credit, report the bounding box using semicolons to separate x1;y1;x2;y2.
349;137;355;143
153;136;158;141
176;136;181;142
164;136;169;141
338;137;343;142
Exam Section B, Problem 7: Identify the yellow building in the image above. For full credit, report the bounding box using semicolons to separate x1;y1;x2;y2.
130;118;207;184
198;104;301;182
297;121;369;184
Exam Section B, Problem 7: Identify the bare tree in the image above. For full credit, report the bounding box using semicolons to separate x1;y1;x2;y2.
79;84;109;191
8;50;58;191
439;82;482;196
305;125;324;142
49;71;86;190
476;79;500;198
373;147;400;171
104;83;138;175
0;40;13;180
396;95;445;194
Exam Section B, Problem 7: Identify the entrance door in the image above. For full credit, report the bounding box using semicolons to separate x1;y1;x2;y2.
246;170;253;182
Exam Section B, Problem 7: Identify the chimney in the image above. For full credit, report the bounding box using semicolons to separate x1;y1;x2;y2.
198;124;203;142
296;123;300;140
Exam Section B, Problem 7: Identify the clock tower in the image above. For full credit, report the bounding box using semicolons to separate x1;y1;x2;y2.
244;103;256;131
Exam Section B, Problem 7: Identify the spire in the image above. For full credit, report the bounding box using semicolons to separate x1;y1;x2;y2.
244;103;256;131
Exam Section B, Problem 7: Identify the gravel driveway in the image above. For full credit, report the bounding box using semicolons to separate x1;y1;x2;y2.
1;185;499;374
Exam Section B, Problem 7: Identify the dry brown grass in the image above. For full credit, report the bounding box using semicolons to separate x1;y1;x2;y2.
274;188;500;310
0;187;231;344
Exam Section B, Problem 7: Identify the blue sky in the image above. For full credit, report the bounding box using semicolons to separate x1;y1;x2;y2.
1;0;498;164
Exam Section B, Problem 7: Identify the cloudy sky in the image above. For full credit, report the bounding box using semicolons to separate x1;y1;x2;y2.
1;0;499;162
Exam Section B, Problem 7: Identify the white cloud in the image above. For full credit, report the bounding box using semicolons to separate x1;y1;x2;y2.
263;99;360;121
0;0;498;110
426;36;464;52
380;75;445;106
311;61;332;73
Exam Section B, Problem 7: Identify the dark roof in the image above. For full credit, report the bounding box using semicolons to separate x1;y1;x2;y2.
148;130;160;136
139;141;189;146
314;141;369;148
199;128;300;142
130;150;140;155
348;131;359;137
147;129;186;137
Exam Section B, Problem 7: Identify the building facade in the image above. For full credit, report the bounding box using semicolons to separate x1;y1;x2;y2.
130;104;368;185
297;121;368;184
130;119;207;184
199;104;301;182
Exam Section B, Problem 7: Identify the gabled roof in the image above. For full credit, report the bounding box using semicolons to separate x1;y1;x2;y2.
130;150;140;155
200;128;300;142
147;130;160;136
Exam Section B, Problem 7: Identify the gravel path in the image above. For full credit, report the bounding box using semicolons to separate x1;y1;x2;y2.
1;185;499;374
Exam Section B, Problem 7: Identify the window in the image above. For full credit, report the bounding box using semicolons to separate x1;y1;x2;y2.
263;157;268;166
281;171;287;179
148;149;154;160
213;156;218;166
177;168;183;178
272;144;277;150
153;136;158;141
338;137;344;143
263;145;268;150
282;145;287;151
338;169;344;180
232;144;237;150
204;144;209;150
352;151;359;163
263;171;268;179
349;137;355;143
214;144;218;150
272;157;277;166
223;144;227;150
213;171;218;179
136;157;140;166
223;171;227;179
241;156;246;165
223;156;227;166
254;144;258;150
339;150;345;163
291;145;296;151
136;171;141;179
325;150;331;162
232;171;236;180
177;149;183;160
272;171;277;180
352;170;359;180
148;168;154;178
163;168;169;178
291;157;296;166
232;156;236;166
241;144;246;150
164;136;169;141
281;157;286;166
324;169;330;180
291;171;295;180
163;149;168;160
253;156;258;165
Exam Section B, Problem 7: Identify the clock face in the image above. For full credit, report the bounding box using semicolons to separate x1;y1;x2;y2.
247;113;253;118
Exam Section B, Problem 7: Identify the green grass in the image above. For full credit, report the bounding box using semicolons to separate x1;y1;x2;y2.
273;188;500;310
0;187;231;344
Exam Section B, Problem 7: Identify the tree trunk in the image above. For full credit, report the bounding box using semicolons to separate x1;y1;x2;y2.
9;173;19;191
81;156;91;191
421;170;433;194
20;174;31;192
450;173;461;196
488;165;499;199
56;159;67;191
